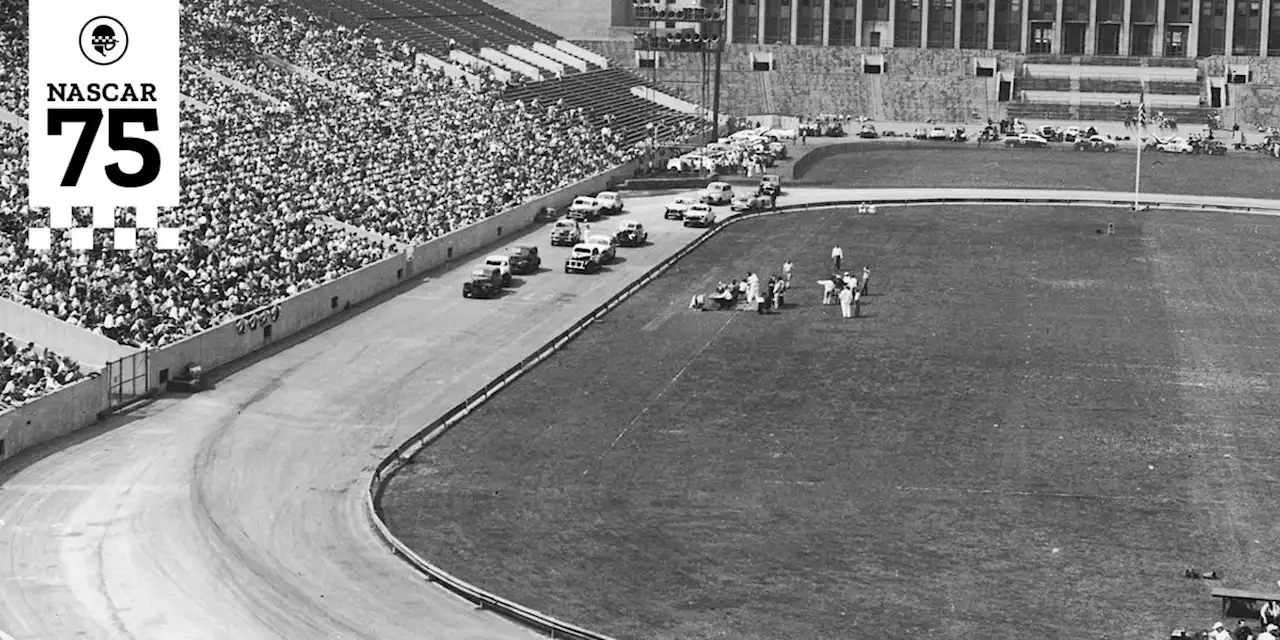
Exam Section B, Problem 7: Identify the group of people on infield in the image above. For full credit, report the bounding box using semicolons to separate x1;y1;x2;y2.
690;250;872;321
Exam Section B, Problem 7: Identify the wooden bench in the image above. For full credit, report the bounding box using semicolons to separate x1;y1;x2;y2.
1212;587;1280;619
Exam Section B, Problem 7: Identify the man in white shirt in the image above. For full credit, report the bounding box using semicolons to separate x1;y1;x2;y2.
838;285;854;319
782;260;793;287
831;245;843;271
1210;622;1231;640
861;266;871;295
1259;623;1278;640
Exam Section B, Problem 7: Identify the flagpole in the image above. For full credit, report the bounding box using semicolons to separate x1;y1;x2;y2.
1132;97;1145;211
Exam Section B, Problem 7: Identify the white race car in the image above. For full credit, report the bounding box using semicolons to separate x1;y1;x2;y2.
683;203;717;228
665;197;696;220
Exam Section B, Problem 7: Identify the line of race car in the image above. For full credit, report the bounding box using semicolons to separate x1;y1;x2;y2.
460;174;785;298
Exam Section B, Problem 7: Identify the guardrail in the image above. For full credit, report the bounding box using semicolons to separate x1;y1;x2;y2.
365;192;1280;640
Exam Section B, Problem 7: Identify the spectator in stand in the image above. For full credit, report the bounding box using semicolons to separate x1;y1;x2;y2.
1259;624;1279;640
1236;619;1256;640
0;333;85;407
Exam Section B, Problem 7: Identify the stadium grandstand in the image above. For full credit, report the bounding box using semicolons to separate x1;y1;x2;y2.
0;0;710;407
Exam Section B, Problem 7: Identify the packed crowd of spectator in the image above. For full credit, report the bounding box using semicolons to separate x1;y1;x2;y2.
0;0;701;368
0;333;85;408
0;0;29;118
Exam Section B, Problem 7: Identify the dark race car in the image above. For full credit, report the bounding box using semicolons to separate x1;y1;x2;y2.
462;266;503;299
505;244;541;274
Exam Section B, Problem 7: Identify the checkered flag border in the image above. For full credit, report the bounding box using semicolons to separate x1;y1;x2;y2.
27;206;182;252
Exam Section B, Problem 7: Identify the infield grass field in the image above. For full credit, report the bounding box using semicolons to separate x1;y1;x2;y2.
381;204;1280;640
802;145;1280;198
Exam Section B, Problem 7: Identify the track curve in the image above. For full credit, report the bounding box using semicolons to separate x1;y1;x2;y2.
2;187;1278;640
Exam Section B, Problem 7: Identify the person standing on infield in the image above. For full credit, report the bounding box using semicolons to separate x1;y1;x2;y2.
783;259;794;287
831;245;843;271
838;284;854;319
861;266;871;295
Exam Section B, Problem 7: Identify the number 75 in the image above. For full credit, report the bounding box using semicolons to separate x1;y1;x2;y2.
48;108;162;189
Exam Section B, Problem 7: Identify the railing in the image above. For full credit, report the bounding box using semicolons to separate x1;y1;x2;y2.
364;189;1280;640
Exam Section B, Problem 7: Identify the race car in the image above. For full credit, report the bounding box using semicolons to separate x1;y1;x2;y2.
1073;135;1117;152
731;193;772;212
585;233;618;263
665;197;696;220
1004;133;1050;148
565;243;604;274
550;218;583;246
701;181;734;206
683;203;717;227
504;244;541;274
858;124;879;139
566;196;603;222
595;191;624;215
462;266;503;298
615;220;648;247
1157;138;1194;154
927;126;949;140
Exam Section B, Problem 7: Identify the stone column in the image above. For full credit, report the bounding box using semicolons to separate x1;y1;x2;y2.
1022;0;1032;49
853;0;864;44
1155;0;1168;54
1262;0;1271;54
1055;0;1066;51
726;0;736;43
1225;0;1236;54
791;0;801;42
1086;0;1100;52
988;0;998;48
1120;0;1132;53
1189;0;1202;54
956;0;965;46
826;0;836;44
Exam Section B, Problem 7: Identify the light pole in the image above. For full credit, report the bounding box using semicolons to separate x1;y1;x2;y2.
1132;97;1147;211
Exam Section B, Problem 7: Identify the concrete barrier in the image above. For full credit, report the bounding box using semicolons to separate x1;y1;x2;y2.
0;297;139;366
0;375;107;462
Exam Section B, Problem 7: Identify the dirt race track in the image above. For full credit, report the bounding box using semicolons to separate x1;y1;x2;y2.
1;146;1278;639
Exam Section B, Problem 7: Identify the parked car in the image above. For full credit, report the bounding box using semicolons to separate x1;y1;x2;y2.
1004;133;1050;148
665;197;696;220
565;243;604;274
504;245;541;274
1157;138;1194;154
1194;139;1228;155
1074;135;1117;152
759;174;782;197
1061;126;1082;143
550;218;583;246
768;141;788;159
566;196;603;222
927;126;949;140
585;233;618;263
731;193;772;212
684;203;718;227
701;181;734;206
595;191;624;215
462;266;503;298
913;127;928;140
858;124;879;139
482;254;513;285
667;153;709;172
1036;125;1060;141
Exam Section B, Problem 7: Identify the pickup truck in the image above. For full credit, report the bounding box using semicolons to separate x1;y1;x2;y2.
567;196;603;222
550;219;583;246
564;243;604;274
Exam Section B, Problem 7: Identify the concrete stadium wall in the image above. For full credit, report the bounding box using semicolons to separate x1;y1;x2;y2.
486;0;628;39
0;298;139;367
578;42;1010;122
0;375;107;462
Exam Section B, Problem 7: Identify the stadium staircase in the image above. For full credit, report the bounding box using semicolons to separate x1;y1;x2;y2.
281;0;708;147
0;109;27;129
1008;55;1213;125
